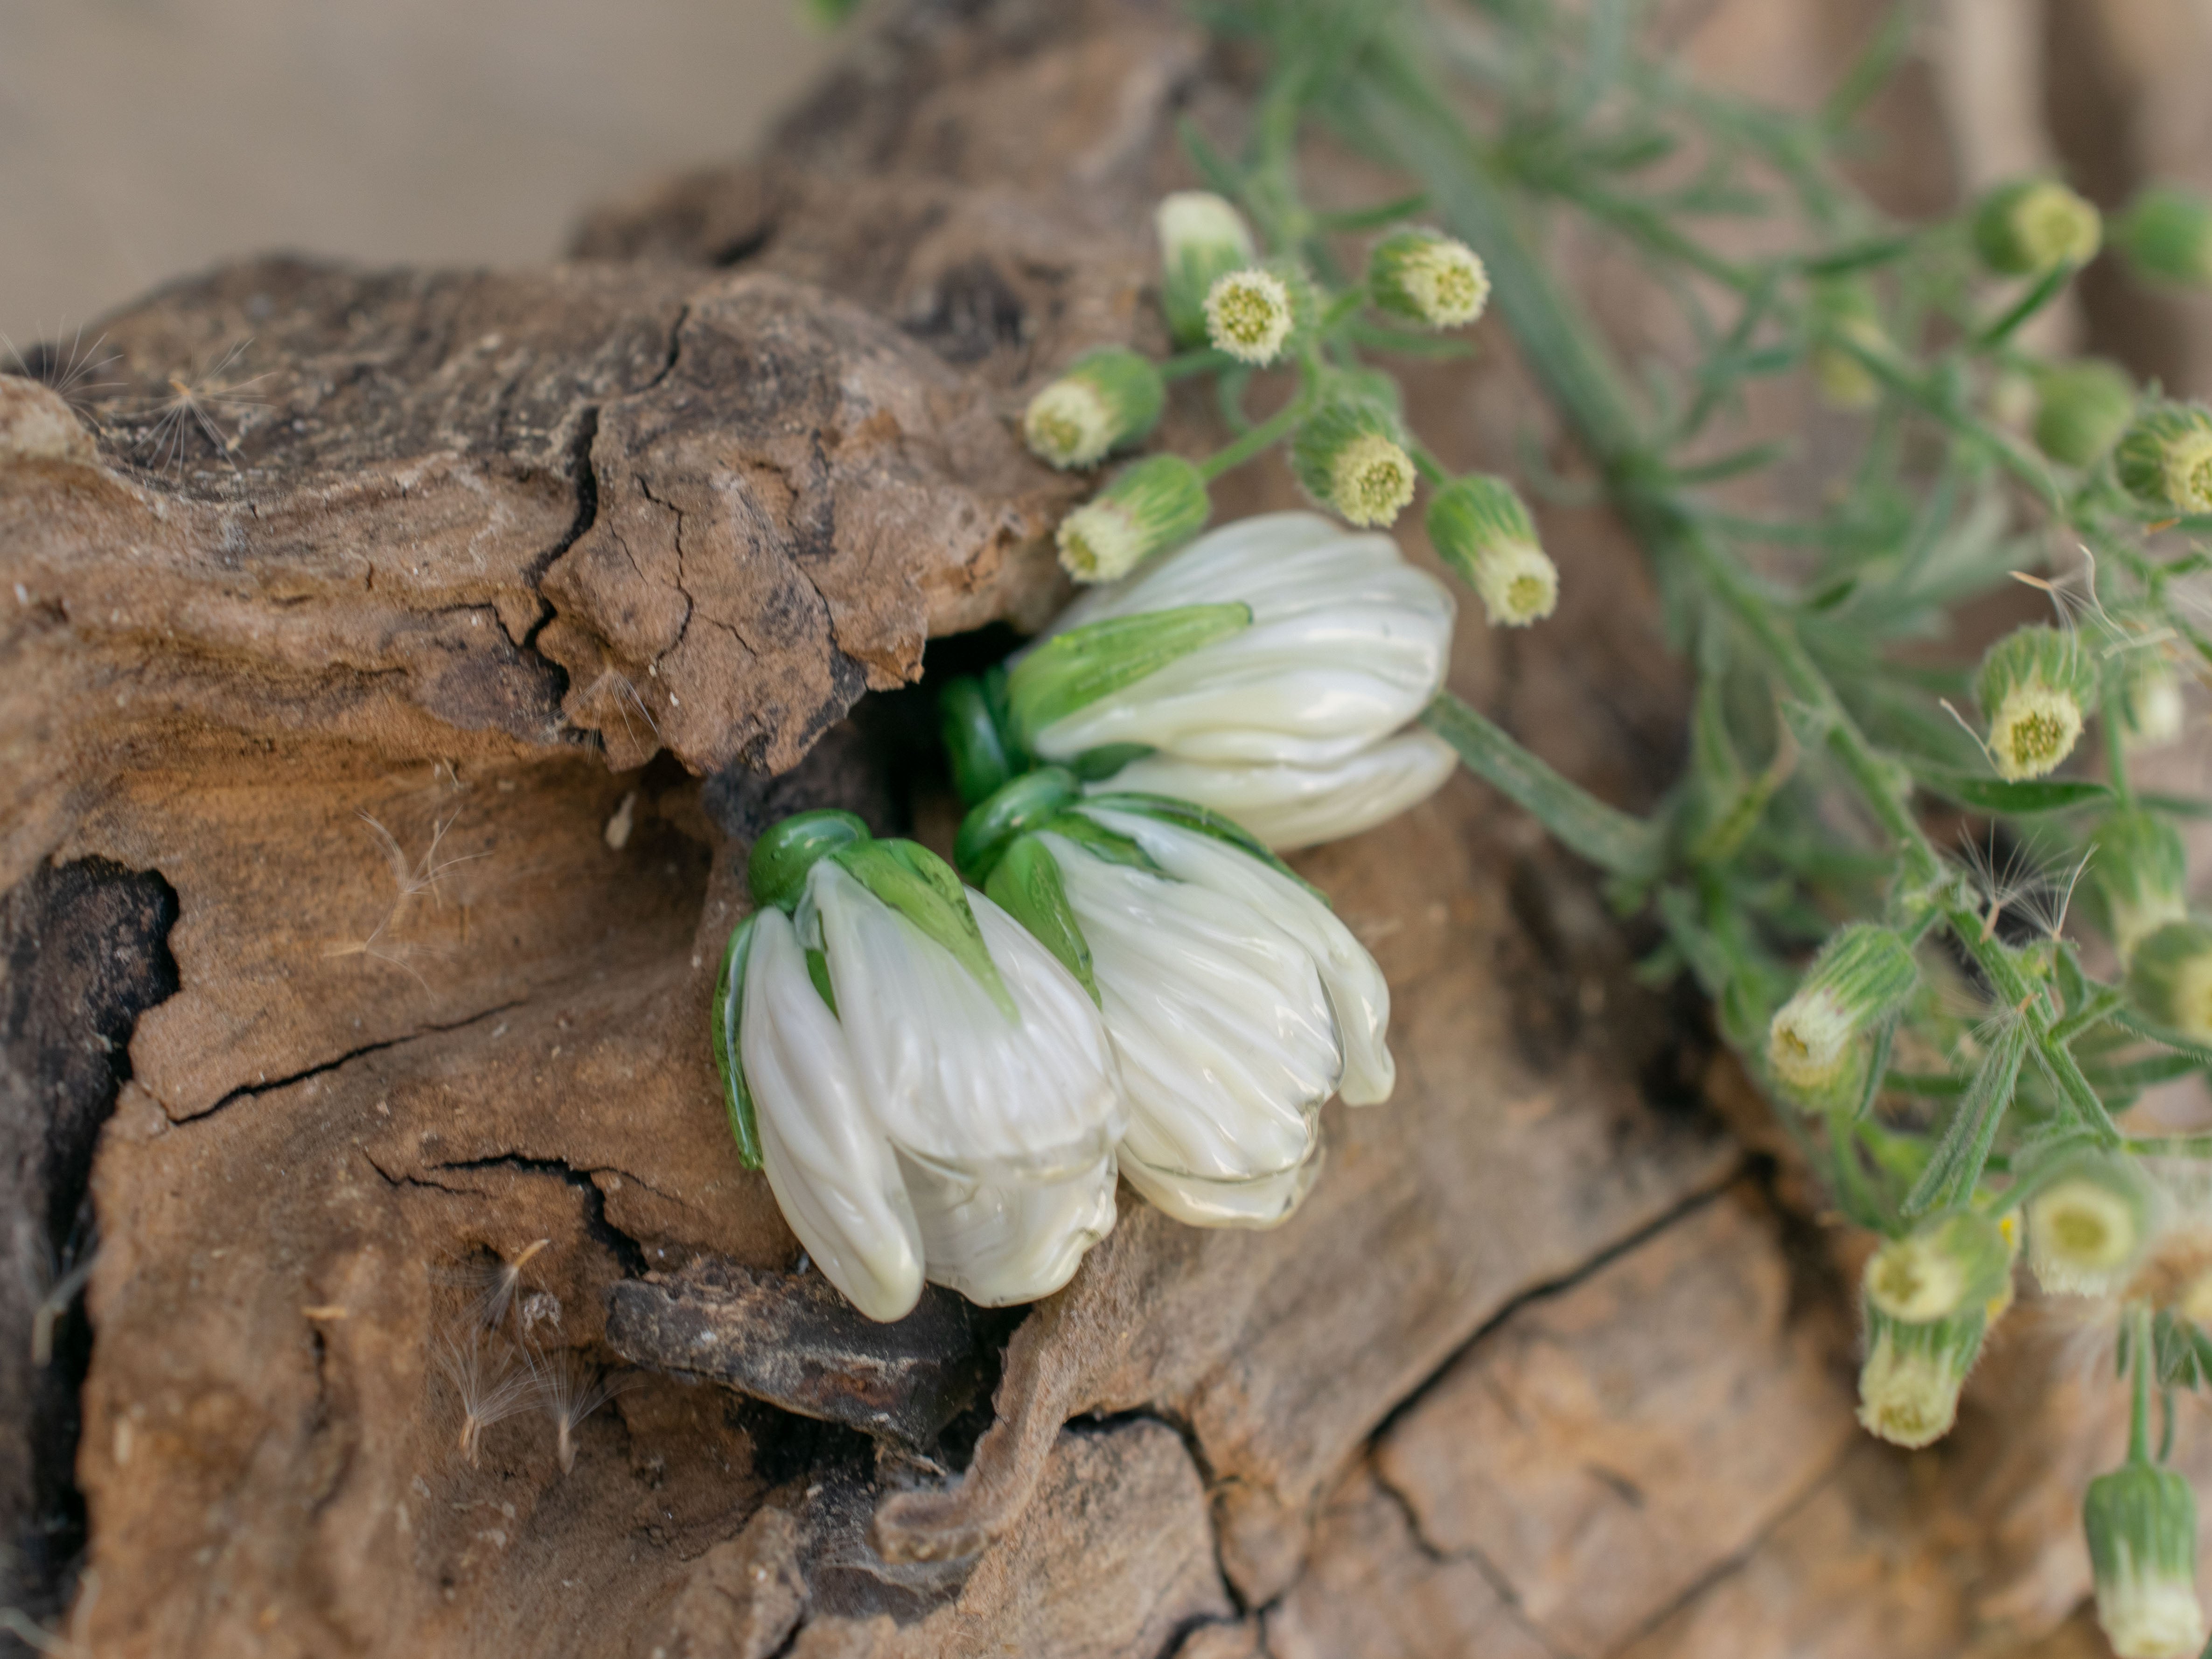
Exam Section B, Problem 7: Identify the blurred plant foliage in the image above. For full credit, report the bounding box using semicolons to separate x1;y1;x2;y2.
1175;0;2212;1648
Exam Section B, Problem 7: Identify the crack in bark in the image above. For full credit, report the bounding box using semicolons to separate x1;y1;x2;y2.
426;1152;652;1274
177;1000;527;1125
1366;1457;1572;1659
1364;1164;1744;1450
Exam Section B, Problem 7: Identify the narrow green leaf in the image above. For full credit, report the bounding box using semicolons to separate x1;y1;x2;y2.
1914;768;2111;815
985;836;1098;1005
1313;190;1429;231
1036;811;1160;875
835;839;1016;1020
710;915;763;1171
1903;1018;2029;1216
1422;692;1663;879
1006;603;1253;743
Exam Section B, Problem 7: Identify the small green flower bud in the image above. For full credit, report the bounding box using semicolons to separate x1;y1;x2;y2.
2118;184;2212;292
1157;191;1257;348
1290;397;1418;529
2093;811;2190;962
1427;475;1558;627
1975;625;2096;781
1055;454;1211;583
1857;1305;1986;1449
2031;358;2137;468
1021;348;1166;471
2026;1154;2156;1296
1204;261;1312;366
1766;923;1919;1094
2120;652;2188;750
1863;1213;2014;1324
1367;227;1491;330
2118;401;2212;517
2086;1462;2206;1659
2130;920;2212;1046
1973;179;2103;275
1811;281;1886;411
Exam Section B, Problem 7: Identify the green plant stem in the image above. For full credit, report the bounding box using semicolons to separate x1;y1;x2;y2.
1160;348;1235;382
1356;55;2121;1151
2128;1300;2154;1465
1197;378;1315;481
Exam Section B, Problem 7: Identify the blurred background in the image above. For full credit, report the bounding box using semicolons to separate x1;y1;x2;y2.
0;0;830;347
7;0;2212;386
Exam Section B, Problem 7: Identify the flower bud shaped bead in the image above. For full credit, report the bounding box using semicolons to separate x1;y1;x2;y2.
717;813;1128;1321
965;791;1396;1228
1367;227;1491;330
1857;1305;1987;1449
2119;402;2212;517
1291;397;1418;529
2119;184;2212;292
1014;512;1458;849
2086;1462;2207;1659
1157;192;1257;348
1973;179;2103;274
1766;923;1919;1098
1975;625;2097;781
1057;455;1211;583
2025;1154;2156;1296
1427;475;1558;627
2093;811;2190;962
1022;348;1166;471
1204;266;1298;366
1863;1213;2013;1324
2131;921;2212;1046
2032;358;2137;468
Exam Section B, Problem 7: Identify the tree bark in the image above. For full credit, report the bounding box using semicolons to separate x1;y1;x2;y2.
0;2;2156;1655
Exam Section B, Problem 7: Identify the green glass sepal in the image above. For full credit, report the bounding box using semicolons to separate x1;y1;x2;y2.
940;676;1015;807
749;809;871;911
710;914;764;1171
955;767;1083;884
1035;811;1160;875
1082;790;1329;905
833;838;1016;1020
805;947;838;1015
1005;602;1252;744
1067;742;1156;782
985;835;1098;1005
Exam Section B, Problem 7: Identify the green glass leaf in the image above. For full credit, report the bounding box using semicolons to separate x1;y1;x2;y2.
1005;603;1252;745
985;836;1098;1005
1036;811;1160;875
710;914;763;1171
834;839;1016;1020
955;767;1082;885
805;947;838;1016
939;676;1014;808
749;810;871;911
1067;742;1156;783
1915;768;2110;815
1081;790;1328;904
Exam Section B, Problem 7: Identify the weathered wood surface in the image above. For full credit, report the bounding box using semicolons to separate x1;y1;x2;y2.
0;1;2163;1655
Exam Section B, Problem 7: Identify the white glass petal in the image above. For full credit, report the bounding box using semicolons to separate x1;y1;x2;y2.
1098;726;1458;850
1031;513;1456;766
900;1147;1120;1306
1047;831;1335;1186
741;910;926;1323
810;860;1126;1180
1118;1133;1324;1230
1084;806;1396;1105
